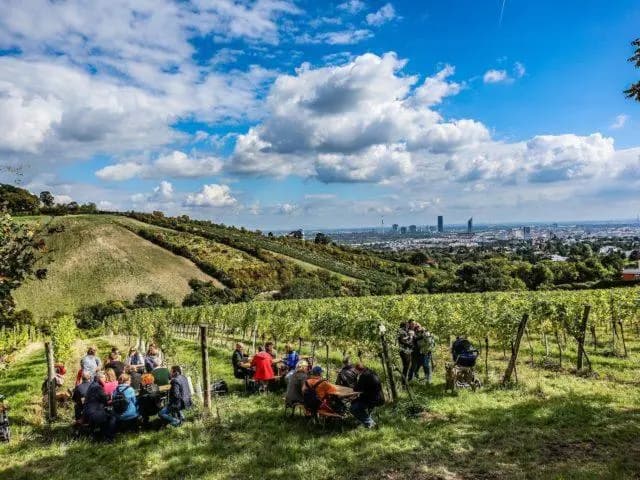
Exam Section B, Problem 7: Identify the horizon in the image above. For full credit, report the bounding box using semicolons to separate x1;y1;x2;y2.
1;0;639;230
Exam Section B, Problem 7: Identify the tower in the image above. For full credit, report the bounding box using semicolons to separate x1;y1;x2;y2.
437;215;444;233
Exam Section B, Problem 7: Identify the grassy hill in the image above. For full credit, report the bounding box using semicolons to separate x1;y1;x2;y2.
14;215;219;319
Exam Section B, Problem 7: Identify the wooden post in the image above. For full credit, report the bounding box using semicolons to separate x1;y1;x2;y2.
325;343;330;380
45;341;57;421
525;327;534;365
502;313;529;384
484;336;489;379
618;320;628;357
576;305;591;370
590;324;597;351
379;326;398;402
251;323;258;355
555;329;563;367
543;332;549;356
200;325;211;412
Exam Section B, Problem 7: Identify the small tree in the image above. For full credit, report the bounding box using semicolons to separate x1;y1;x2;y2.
625;38;640;101
39;191;55;208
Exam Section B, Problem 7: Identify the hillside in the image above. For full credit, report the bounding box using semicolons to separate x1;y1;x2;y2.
13;215;219;319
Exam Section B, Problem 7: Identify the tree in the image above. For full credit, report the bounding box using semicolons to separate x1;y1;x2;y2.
0;184;39;213
314;232;331;245
0;214;39;325
39;191;55;208
625;38;640;101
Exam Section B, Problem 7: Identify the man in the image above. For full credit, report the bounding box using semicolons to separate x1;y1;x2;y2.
104;351;125;379
302;366;337;414
80;346;101;379
414;329;436;383
158;366;192;427
335;357;358;388
283;344;299;371
264;342;277;359
351;363;384;429
397;322;414;383
126;365;142;391
83;371;116;441
231;343;252;380
72;371;92;421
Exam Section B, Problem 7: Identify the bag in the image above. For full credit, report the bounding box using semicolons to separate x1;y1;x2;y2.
303;379;326;412
417;335;436;355
112;386;131;415
211;379;228;395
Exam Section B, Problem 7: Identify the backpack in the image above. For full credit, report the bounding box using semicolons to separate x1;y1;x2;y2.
212;379;228;395
303;379;326;412
112;386;131;415
417;334;436;355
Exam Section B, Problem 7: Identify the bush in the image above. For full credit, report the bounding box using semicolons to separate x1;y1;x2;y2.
50;314;78;362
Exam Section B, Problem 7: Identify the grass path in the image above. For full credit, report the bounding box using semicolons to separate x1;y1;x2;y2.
1;332;640;479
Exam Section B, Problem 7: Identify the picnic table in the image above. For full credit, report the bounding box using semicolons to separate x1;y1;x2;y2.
330;386;359;399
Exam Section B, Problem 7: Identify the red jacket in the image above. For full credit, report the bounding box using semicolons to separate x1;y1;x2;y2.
251;351;275;381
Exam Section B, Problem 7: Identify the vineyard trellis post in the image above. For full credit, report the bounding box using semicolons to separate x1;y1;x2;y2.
379;325;398;402
45;341;57;421
502;313;529;384
200;325;211;413
618;320;628;357
576;305;591;371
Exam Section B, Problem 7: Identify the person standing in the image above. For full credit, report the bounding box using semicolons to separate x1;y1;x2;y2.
397;322;414;383
350;363;384;429
80;346;101;379
158;366;192;427
414;329;436;383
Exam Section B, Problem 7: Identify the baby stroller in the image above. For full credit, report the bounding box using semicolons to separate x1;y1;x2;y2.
445;338;482;393
0;394;10;442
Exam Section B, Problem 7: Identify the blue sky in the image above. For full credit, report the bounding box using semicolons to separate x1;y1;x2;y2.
0;0;639;229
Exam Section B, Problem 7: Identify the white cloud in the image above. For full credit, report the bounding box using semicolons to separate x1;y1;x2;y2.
337;0;366;14
610;114;629;130
53;194;73;205
297;29;373;45
413;65;463;107
96;151;224;181
514;62;526;78
366;3;397;26
483;69;509;84
277;203;299;215
152;181;174;202
184;184;237;207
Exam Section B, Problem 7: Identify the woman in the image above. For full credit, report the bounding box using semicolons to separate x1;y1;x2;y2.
103;368;118;397
251;348;275;390
113;373;139;430
138;373;162;426
125;347;144;371
285;360;308;406
144;344;162;373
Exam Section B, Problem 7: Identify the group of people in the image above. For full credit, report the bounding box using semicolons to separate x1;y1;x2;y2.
398;321;437;383
72;345;192;441
231;342;384;429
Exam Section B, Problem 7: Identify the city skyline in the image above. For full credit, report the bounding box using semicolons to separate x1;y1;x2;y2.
0;1;639;230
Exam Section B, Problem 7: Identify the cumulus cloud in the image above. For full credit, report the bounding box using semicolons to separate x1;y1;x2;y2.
152;181;174;202
184;184;237;207
366;3;397;26
297;28;373;45
96;151;224;181
337;0;366;14
412;65;463;107
277;203;299;215
513;62;526;78
54;194;73;205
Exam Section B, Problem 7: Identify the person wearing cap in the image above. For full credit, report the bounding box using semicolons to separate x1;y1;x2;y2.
285;360;308;405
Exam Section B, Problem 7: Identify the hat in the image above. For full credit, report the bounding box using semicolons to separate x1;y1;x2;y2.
311;366;323;376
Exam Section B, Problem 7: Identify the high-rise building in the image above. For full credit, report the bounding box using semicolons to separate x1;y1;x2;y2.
392;223;399;232
523;226;532;241
467;217;473;234
437;215;444;232
400;226;407;234
409;225;417;233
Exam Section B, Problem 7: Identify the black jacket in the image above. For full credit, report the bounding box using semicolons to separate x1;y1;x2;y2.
336;366;358;388
168;374;192;410
232;349;248;377
83;380;110;420
354;368;384;407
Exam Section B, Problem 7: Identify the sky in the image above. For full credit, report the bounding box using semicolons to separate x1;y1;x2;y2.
0;0;639;230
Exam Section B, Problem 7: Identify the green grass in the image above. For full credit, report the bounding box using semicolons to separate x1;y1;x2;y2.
1;330;639;480
13;215;219;319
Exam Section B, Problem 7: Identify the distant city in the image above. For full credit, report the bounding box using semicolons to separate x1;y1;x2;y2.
287;216;640;251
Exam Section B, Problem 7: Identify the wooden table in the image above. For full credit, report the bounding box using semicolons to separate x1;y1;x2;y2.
158;384;170;393
331;386;359;398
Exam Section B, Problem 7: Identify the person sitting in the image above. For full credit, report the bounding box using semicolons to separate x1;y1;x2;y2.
283;344;299;372
158;366;192;427
105;351;125;379
251;347;275;389
302;366;338;415
113;373;139;431
125;347;145;372
83;371;116;441
103;368;118;397
145;344;162;372
231;343;252;380
335;357;358;388
72;371;92;422
126;365;142;391
350;363;384;429
451;336;478;367
80;346;101;379
152;366;171;386
285;360;308;406
138;373;162;426
264;342;277;359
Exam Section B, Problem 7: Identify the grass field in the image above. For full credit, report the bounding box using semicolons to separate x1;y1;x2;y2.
13;215;219;319
1;329;639;480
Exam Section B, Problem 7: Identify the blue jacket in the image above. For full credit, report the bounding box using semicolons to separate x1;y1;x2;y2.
115;384;139;420
284;351;299;370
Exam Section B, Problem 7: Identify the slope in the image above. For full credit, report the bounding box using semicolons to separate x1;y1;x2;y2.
13;215;220;319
